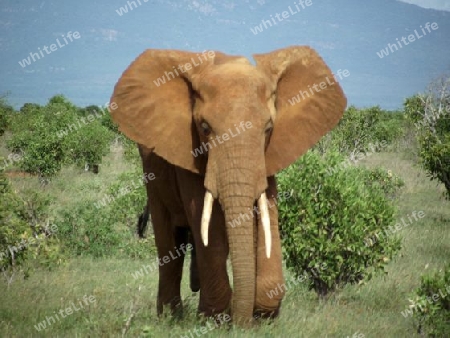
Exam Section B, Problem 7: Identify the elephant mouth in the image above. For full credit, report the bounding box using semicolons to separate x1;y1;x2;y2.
200;190;272;259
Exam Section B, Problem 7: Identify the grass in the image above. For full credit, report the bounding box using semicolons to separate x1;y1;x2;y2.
1;141;449;337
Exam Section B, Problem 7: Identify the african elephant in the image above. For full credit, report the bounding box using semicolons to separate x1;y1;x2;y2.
110;46;346;327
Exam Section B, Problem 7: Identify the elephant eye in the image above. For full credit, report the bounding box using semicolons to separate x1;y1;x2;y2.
201;121;211;137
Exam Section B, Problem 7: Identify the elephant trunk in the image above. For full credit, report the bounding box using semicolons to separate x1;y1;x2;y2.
223;193;257;326
202;143;269;326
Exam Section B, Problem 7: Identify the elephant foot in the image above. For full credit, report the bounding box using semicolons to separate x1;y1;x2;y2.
253;307;280;321
253;300;282;321
197;311;232;329
157;296;184;319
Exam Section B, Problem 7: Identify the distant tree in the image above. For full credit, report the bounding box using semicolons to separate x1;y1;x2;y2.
404;75;450;199
0;96;15;136
77;105;103;117
7;96;116;180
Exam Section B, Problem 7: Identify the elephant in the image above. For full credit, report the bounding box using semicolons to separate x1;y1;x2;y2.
110;46;346;327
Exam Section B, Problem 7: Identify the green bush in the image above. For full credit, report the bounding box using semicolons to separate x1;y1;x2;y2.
277;150;402;297
0;165;61;282
404;85;450;199
57;169;153;259
0;161;31;279
317;106;404;155
7;97;77;181
99;109;119;134
418;133;450;199
65;121;114;171
57;201;124;258
409;265;450;337
6;95;115;180
356;167;404;198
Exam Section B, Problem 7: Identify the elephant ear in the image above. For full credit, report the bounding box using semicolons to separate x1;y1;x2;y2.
254;46;347;176
110;49;228;174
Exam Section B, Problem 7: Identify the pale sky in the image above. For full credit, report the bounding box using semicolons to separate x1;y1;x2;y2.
398;0;450;11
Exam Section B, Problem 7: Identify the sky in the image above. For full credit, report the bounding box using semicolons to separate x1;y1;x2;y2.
1;0;449;110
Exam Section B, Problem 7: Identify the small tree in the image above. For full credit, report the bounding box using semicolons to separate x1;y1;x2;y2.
404;75;450;199
0;96;14;136
65;121;114;173
277;150;402;297
6;96;114;180
7;101;76;182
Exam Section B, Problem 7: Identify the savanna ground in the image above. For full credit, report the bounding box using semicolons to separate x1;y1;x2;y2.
1;136;449;338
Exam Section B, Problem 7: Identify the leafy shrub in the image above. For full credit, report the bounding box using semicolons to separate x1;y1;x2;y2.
57;169;153;259
105;170;147;218
57;201;124;258
410;265;450;337
404;77;450;199
0;165;61;283
317;106;404;155
65;121;114;171
113;134;142;165
11;115;67;181
418;133;450;199
277;150;402;297
356;167;404;198
99;109;119;134
7;97;77;181
7;95;115;180
0;161;31;280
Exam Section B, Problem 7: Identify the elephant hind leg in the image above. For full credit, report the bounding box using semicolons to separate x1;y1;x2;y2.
137;204;150;238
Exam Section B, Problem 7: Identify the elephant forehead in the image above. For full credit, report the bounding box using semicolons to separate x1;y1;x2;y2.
202;63;269;92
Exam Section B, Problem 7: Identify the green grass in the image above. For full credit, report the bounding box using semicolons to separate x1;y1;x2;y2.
1;145;449;337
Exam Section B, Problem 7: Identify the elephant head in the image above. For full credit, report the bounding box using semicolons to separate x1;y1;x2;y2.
110;46;346;325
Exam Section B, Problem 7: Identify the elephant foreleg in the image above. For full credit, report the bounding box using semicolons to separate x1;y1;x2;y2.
254;176;285;319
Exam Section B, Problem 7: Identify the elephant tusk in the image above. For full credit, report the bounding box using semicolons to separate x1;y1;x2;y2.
201;190;214;247
258;192;271;259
